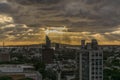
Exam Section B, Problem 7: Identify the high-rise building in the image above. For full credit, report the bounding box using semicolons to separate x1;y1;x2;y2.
81;40;85;49
45;35;51;48
42;35;54;64
42;48;54;64
77;39;103;80
91;39;98;50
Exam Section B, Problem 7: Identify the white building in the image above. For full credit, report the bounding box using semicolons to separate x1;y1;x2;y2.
0;64;42;80
77;39;103;80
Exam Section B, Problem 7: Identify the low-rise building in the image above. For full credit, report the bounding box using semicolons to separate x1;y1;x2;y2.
0;65;42;80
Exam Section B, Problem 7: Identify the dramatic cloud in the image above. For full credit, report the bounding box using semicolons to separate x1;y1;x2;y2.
0;0;119;45
9;0;61;5
6;0;120;27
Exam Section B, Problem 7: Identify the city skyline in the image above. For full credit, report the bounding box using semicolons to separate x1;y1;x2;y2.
0;0;120;46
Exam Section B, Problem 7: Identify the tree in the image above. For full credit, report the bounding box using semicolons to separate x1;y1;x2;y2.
45;68;57;80
33;62;46;79
0;76;13;80
33;62;57;80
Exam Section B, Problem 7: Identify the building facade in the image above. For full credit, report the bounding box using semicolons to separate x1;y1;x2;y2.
0;65;42;80
77;39;103;80
42;35;54;64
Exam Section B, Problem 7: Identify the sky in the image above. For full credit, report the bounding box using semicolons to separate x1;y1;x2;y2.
0;0;120;46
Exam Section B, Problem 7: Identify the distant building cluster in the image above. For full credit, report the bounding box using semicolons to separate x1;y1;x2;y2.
41;35;103;80
0;35;119;80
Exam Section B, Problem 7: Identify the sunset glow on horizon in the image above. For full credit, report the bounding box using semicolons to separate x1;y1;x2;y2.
0;0;120;46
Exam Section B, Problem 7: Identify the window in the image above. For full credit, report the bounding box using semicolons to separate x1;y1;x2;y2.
99;76;102;78
96;53;98;56
92;72;94;74
96;76;98;79
92;67;94;70
92;62;94;65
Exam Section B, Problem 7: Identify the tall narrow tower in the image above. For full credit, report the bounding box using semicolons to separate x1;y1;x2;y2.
45;35;51;48
42;35;54;64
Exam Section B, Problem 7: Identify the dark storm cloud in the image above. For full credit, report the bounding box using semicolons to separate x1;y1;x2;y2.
63;0;120;18
0;0;119;44
0;3;11;13
4;0;120;31
8;0;61;5
0;3;17;14
6;0;120;28
70;20;120;32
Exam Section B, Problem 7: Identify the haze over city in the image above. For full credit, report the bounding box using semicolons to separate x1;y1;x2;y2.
0;0;120;46
0;1;120;80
